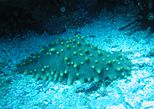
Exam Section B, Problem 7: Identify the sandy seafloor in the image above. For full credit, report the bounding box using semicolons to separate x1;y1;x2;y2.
0;9;154;109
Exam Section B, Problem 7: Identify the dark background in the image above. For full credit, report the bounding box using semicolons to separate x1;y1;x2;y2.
0;0;154;38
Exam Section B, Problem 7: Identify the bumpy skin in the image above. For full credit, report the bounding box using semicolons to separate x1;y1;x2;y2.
16;35;132;85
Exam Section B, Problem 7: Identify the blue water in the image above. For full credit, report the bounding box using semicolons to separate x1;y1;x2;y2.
0;4;154;109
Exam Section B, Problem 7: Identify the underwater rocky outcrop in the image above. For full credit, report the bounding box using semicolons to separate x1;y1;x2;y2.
16;35;132;85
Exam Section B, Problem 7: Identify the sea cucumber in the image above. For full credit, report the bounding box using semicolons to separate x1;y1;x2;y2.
16;35;132;85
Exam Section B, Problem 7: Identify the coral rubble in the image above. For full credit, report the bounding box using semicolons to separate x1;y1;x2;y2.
16;35;132;85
